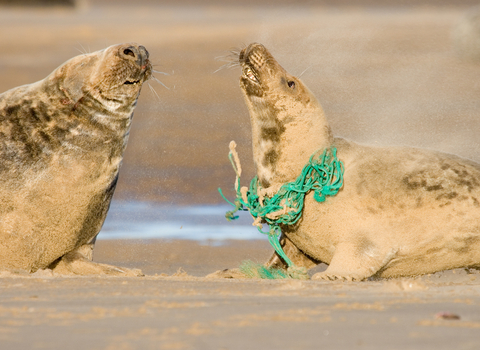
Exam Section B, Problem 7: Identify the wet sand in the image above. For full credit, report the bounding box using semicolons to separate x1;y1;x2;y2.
1;2;480;349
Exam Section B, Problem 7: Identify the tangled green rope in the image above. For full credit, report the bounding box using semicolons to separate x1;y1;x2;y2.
219;143;344;276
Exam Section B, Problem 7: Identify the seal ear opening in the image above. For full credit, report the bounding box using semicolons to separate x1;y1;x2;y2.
62;74;85;103
55;57;93;104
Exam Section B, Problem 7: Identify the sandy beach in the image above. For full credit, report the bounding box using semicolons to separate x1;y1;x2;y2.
1;1;480;348
2;239;480;349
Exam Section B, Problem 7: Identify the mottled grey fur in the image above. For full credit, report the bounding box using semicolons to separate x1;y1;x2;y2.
0;43;151;275
210;43;480;281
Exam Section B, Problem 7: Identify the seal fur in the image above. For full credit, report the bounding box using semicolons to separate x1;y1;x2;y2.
212;43;480;281
0;43;152;275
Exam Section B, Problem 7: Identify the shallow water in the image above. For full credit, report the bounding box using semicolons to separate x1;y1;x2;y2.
99;200;268;241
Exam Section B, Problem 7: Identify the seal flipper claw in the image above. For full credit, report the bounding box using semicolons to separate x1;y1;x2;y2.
75;238;96;261
311;243;395;282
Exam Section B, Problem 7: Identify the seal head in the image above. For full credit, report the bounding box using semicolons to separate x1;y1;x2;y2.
239;43;332;190
210;42;480;281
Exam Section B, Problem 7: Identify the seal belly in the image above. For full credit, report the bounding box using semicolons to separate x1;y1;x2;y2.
0;151;119;271
287;141;480;278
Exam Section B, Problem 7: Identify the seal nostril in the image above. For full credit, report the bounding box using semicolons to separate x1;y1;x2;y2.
123;48;136;58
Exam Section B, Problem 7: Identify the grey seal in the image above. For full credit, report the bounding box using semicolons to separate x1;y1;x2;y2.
0;43;152;275
211;42;480;281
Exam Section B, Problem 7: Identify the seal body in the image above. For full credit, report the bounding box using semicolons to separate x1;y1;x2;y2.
234;43;480;281
0;43;151;275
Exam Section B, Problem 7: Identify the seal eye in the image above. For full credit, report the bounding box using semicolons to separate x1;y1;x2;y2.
287;81;295;89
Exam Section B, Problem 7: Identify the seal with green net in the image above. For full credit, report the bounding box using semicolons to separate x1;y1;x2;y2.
219;141;345;279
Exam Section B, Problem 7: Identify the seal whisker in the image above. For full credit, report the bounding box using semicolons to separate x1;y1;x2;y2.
214;48;242;73
215;48;242;62
214;55;239;63
151;75;170;90
75;42;89;55
298;65;312;78
147;82;161;101
152;62;174;76
213;61;240;74
152;69;170;76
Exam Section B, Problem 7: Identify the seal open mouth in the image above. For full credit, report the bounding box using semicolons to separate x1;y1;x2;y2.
243;66;259;84
124;79;141;85
239;43;272;91
239;43;272;97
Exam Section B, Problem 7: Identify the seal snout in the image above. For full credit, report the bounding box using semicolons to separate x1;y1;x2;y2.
240;43;270;87
116;43;152;85
240;43;267;67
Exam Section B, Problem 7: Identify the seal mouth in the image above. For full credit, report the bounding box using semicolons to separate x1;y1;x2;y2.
124;79;141;85
119;44;152;87
121;61;152;87
240;43;269;88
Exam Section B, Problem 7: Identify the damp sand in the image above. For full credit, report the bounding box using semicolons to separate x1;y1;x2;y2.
1;239;480;349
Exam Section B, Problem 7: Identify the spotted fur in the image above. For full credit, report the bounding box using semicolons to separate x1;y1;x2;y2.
212;43;480;281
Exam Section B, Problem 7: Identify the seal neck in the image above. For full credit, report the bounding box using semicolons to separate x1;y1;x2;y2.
248;96;333;189
34;76;138;157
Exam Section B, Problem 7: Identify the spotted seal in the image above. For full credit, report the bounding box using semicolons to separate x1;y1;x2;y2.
0;43;152;275
211;42;480;281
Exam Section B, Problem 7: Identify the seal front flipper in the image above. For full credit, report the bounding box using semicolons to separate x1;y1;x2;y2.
48;244;144;277
205;233;319;279
311;243;397;282
49;250;144;277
